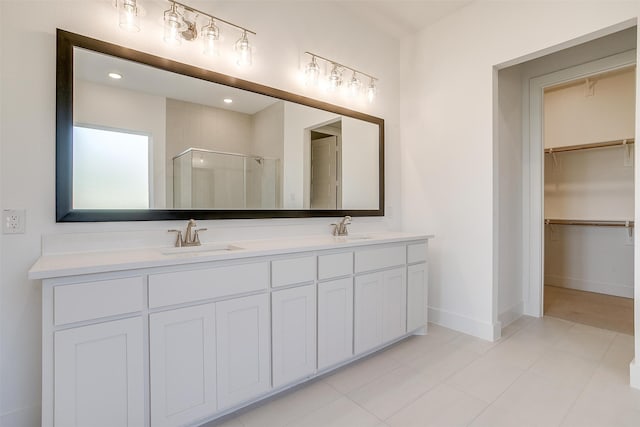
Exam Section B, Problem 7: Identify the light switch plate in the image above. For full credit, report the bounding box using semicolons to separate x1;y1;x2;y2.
3;209;25;234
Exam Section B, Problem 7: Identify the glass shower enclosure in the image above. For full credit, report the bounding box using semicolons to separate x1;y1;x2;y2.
173;148;280;209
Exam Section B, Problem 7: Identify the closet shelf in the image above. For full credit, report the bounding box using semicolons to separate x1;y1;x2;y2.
544;219;634;227
544;138;634;154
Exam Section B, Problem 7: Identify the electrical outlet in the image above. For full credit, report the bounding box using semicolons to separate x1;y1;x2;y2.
3;209;26;234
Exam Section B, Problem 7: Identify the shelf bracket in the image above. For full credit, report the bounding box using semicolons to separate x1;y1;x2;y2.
623;139;633;167
548;148;558;168
626;221;633;239
585;77;596;97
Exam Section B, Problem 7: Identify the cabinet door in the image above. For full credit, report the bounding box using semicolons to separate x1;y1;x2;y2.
150;304;216;427
354;272;383;354
407;263;428;332
382;267;407;342
318;277;353;370
272;284;316;387
54;317;144;427
216;294;270;409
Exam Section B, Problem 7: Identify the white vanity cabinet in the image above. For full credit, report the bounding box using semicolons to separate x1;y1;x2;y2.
54;317;145;427
33;234;431;427
272;284;317;387
215;293;271;409
149;304;217;427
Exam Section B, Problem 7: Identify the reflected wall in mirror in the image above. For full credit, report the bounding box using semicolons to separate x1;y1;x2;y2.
58;29;384;221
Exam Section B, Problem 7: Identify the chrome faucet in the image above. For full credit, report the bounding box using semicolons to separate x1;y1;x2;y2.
168;219;207;247
332;216;352;236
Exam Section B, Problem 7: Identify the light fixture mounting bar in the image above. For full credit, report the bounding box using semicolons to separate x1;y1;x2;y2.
169;0;256;35
305;51;377;81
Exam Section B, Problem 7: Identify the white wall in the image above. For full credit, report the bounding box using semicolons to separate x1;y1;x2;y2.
400;1;639;341
75;80;167;208
0;1;401;424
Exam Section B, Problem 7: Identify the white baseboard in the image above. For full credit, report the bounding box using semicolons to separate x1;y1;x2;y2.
0;404;40;427
428;307;500;341
631;359;640;390
498;301;524;328
545;274;633;298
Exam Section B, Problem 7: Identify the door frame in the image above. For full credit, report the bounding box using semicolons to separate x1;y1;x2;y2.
524;49;636;317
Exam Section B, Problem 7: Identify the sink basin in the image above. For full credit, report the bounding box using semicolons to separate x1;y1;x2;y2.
160;243;244;255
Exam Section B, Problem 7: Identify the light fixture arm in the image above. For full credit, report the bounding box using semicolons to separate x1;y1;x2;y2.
169;0;256;35
304;51;377;82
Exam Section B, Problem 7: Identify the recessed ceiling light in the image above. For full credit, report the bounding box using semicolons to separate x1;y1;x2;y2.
108;72;123;80
223;98;233;104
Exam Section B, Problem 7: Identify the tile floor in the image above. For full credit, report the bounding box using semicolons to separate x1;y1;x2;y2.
204;316;640;427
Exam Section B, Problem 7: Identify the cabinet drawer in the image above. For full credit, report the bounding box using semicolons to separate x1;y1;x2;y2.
272;256;316;287
54;277;143;325
318;252;353;280
149;262;269;308
355;246;406;273
407;242;428;264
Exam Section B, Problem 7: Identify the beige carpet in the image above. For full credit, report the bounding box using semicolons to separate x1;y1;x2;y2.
544;285;634;335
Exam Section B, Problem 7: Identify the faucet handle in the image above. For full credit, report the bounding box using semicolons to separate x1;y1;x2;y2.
167;229;183;247
193;228;208;245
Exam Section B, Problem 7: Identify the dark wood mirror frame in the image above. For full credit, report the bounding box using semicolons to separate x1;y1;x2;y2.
56;29;384;222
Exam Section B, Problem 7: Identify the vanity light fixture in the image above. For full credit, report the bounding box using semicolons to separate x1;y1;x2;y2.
159;1;256;66
117;0;140;32
304;52;378;102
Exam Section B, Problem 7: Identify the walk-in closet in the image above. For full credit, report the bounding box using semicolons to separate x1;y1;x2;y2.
543;65;636;334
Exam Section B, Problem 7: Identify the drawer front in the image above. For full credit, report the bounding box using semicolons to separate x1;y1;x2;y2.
318;252;353;280
407;242;428;264
54;277;144;325
355;246;406;273
272;256;316;287
149;262;269;308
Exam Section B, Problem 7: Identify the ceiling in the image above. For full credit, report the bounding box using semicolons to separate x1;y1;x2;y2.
339;1;473;39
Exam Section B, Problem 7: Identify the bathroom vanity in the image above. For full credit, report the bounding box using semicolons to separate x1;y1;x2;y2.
29;232;431;427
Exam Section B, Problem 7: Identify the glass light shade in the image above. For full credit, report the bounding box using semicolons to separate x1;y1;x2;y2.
304;57;320;86
328;64;342;92
163;6;182;46
202;21;220;56
367;79;377;103
235;31;252;66
347;72;361;97
118;0;140;32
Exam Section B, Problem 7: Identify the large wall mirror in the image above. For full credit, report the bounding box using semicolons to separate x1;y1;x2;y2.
56;29;384;221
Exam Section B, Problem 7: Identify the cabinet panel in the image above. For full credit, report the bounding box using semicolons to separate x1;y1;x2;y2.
272;256;316;287
149;262;269;308
150;304;216;427
318;252;353;280
354;272;383;354
318;278;353;370
54;317;144;427
407;263;428;332
382;267;407;342
355;245;406;273
272;284;316;387
54;276;143;325
216;294;270;409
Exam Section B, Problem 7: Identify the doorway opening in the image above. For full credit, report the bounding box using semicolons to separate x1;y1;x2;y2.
308;120;342;210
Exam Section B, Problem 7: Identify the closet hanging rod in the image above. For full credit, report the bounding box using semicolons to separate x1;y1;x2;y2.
544;219;634;227
544;138;634;154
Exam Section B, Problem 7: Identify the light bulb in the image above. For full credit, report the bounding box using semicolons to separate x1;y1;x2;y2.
347;72;361;97
118;0;140;32
328;63;342;92
163;3;182;46
235;31;252;67
305;56;320;86
366;79;377;103
202;20;220;56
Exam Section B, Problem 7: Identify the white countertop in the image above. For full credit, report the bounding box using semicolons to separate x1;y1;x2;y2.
28;232;433;280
